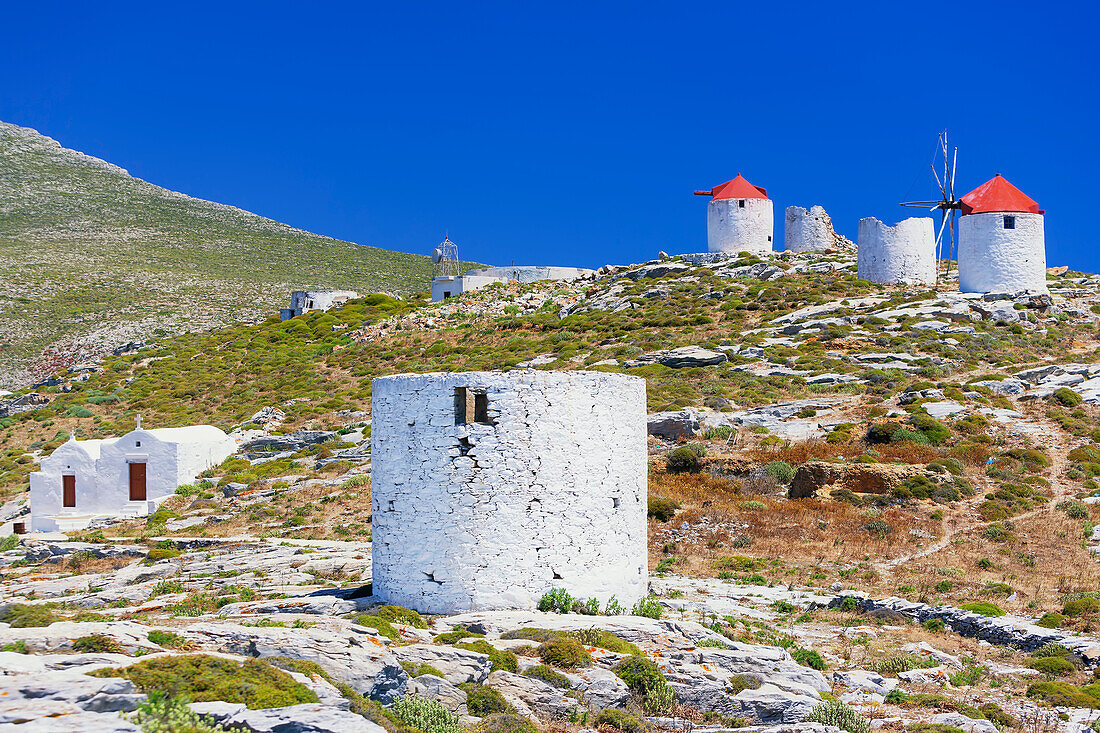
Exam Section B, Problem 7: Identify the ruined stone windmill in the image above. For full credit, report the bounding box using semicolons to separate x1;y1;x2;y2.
900;130;961;274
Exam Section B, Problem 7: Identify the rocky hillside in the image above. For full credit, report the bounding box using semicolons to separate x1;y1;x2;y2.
5;248;1100;731
0;120;457;389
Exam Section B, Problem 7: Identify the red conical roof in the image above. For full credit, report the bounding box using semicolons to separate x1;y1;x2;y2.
704;174;769;201
960;174;1042;215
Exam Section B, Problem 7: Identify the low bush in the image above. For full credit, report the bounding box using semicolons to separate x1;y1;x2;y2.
1058;500;1089;519
72;634;123;654
1063;596;1100;617
401;662;446;678
804;699;870;733
871;654;937;676
791;648;826;670
1037;612;1066;628
1027;680;1100;708
91;655;317;709
1029;656;1076;676
959;602;1004;617
572;628;642;655
593;708;648;733
391;694;463;733
538;637;591;669
353;614;400;641
471;714;538;733
455;640;518;673
762;461;794;485
373;604;428;628
461;683;513;717
0;603;57;628
613;655;666;695
147;629;188;649
1053;387;1083;407
524;664;571;688
647;496;679;522
665;447;702;474
127;692;227;733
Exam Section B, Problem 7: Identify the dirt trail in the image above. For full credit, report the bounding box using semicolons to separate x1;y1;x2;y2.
877;410;1080;573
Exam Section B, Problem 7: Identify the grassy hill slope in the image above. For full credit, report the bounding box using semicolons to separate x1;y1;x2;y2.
0;120;455;388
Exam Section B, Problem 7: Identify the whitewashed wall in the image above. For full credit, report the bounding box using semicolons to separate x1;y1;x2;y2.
785;205;838;252
959;212;1047;293
430;275;506;302
857;217;937;285
707;198;774;254
29;441;100;531
371;371;648;614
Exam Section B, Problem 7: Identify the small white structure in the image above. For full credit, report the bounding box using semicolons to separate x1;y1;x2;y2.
958;175;1047;293
430;266;595;303
371;370;648;614
694;174;773;254
857;217;937;285
280;290;358;320
785;205;847;253
29;420;236;532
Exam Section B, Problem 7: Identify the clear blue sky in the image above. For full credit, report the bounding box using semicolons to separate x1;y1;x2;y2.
2;2;1096;271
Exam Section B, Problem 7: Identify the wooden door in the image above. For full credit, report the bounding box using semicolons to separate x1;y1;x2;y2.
129;462;147;501
62;475;76;508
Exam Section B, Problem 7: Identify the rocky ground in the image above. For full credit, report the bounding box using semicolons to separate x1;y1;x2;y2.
5;248;1100;731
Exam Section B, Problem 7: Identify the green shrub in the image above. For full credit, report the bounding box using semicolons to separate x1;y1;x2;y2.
537;587;574;613
538;638;591;669
454;640;518;673
593;709;648;733
905;725;965;733
353;614;400;641
0;534;20;552
401;662;446;679
147;629;188;649
631;595;663;619
471;714;538;733
791;648;826;671
959;602;1004;617
572;628;642;655
1063;596;1100;617
613;656;666;694
1037;612;1066;628
373;604;428;628
1054;387;1083;407
147;547;182;561
1058;500;1089;519
872;654;937;676
392;695;463;733
92;655;317;709
461;683;513;717
72;634;124;654
1027;680;1100;708
524;664;571;688
665;447;702;474
0;603;57;627
762;461;794;485
804;699;870;733
647;496;679;522
922;618;944;632
1029;656;1076;676
127;691;228;733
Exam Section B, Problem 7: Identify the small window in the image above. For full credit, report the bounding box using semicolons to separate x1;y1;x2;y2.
135;441;141;447
454;387;491;425
738;199;746;208
767;235;773;242
1004;215;1015;229
442;291;452;299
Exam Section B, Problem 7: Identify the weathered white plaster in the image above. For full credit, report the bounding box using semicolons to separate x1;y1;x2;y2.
857;217;937;285
430;275;508;303
281;290;359;320
29;425;236;532
958;212;1047;293
784;205;842;253
371;371;648;614
707;198;774;254
465;266;596;283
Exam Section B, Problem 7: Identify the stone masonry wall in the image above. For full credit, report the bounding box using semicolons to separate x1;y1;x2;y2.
371;371;648;614
857;217;937;285
785;205;841;253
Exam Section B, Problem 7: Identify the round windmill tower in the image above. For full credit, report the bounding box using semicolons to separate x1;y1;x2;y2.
694;174;773;254
957;175;1046;293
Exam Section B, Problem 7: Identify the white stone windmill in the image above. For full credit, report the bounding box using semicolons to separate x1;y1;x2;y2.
900;130;962;275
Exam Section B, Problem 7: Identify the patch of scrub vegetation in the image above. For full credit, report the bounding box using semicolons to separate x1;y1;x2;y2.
90;654;318;708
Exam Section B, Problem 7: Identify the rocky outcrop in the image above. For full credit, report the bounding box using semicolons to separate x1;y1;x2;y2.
647;409;702;440
193;702;387;733
626;346;728;369
788;460;926;499
829;593;1100;667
